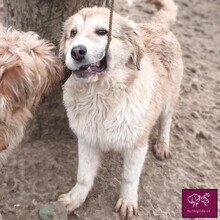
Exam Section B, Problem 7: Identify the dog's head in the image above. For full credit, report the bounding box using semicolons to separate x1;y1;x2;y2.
59;7;144;83
0;29;64;165
0;29;63;108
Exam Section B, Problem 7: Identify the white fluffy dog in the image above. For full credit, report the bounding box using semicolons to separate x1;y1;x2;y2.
59;0;183;219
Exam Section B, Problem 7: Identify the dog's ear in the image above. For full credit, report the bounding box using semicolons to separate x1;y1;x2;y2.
25;37;64;94
0;65;31;106
130;32;144;70
123;21;144;70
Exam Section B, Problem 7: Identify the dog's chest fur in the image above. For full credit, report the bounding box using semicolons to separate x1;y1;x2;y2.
63;70;154;151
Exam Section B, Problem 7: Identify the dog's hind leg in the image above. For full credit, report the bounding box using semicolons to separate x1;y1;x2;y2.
154;102;174;160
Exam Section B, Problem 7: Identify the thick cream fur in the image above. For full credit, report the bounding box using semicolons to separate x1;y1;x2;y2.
59;0;183;218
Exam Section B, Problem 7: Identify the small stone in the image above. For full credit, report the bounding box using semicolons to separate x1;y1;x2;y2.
0;213;3;220
39;202;68;220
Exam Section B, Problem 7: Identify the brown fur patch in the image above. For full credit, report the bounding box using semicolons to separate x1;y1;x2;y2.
0;66;30;104
0;27;64;164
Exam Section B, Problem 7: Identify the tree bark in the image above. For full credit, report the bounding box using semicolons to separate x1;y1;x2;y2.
3;0;110;45
3;0;109;141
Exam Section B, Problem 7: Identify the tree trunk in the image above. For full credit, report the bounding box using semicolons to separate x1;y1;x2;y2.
3;0;110;45
3;0;110;141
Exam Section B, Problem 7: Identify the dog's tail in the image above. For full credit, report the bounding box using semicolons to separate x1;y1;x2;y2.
148;0;177;27
128;0;177;27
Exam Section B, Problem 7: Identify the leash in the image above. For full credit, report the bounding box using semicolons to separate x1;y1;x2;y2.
106;0;114;53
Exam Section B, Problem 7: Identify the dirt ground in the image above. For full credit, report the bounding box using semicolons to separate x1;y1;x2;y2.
0;0;220;220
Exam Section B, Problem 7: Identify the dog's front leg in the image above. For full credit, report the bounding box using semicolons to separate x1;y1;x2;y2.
58;139;101;213
115;146;148;219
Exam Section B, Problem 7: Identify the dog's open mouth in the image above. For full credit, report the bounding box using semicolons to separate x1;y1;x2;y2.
73;56;107;79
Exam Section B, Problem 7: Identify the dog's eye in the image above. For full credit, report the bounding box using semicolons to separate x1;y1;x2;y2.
96;29;108;36
70;30;77;38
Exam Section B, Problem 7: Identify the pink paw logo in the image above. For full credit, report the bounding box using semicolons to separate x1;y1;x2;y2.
187;193;210;208
182;189;217;218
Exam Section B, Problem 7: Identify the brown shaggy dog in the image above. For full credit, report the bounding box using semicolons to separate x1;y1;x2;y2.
0;25;63;166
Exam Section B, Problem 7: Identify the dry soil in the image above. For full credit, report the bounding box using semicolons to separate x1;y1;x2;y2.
0;0;220;220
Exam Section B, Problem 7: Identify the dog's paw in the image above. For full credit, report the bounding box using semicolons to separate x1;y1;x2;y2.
154;141;170;160
115;198;138;220
58;193;81;213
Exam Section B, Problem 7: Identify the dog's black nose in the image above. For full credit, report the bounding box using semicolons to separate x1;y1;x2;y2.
71;45;87;62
